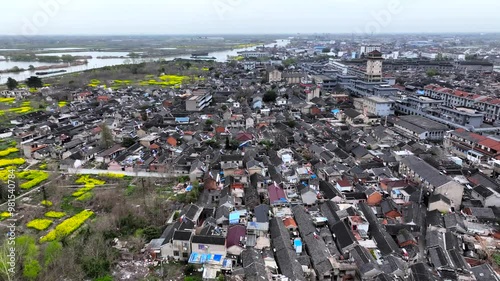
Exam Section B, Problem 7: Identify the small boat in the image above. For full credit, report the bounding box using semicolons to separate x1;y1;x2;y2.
191;52;209;57
35;70;67;75
190;56;216;60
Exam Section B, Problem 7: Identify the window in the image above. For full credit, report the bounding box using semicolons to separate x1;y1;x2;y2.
174;251;179;256
183;252;189;258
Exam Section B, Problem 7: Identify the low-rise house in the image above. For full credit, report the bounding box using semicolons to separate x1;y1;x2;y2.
171;230;193;261
190;234;226;259
226;225;246;256
336;178;353;192
471;263;500;281
331;221;357;255
268;184;287;206
241;248;268;281
428;194;452;213
470;185;500;207
381;199;402;219
269;217;306;281
365;188;383;205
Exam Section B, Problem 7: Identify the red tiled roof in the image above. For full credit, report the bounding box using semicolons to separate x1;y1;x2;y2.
268;185;286;203
166;137;177;146
478;138;500;151
226;225;246;248
32;145;48;152
283;217;297;228
231;183;244;189
79;91;91;97
337;179;351;187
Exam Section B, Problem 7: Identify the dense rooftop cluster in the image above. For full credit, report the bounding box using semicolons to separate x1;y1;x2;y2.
3;36;500;281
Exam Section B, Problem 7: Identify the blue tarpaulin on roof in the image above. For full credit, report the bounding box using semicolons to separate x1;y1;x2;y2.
189;253;224;264
294;239;302;248
175;117;190;122
213;255;222;262
417;90;425;95
331;109;340;114
189;253;199;263
229;212;239;224
186;185;193;192
239;140;251;147
310;174;317;179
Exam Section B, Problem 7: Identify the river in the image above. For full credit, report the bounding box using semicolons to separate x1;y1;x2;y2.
0;40;289;84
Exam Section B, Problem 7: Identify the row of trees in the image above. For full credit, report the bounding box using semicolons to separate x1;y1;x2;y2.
9;54;76;63
5;76;43;90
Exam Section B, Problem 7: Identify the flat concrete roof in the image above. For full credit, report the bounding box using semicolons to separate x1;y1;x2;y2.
366;96;393;103
399;115;448;130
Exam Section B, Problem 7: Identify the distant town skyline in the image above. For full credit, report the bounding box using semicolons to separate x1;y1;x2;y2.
2;0;500;36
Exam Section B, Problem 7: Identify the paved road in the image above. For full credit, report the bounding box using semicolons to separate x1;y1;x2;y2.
67;168;181;178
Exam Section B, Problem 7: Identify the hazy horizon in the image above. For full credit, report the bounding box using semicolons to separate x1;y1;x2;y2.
2;0;500;36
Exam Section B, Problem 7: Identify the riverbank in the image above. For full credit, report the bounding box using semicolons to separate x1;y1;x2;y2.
0;60;87;74
0;39;289;83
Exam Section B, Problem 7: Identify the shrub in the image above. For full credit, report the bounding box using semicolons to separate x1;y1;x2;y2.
72;184;96;197
0;97;16;103
75;175;105;186
98;172;125;179
0;147;19;157
23;259;42;280
18;170;49;189
0;158;25;167
0;211;11;220
44;211;66;219
41;200;53;207
27;219;53;231
40;209;95;242
76;192;93;201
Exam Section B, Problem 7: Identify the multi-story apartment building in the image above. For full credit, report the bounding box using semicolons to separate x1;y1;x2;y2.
445;129;500;163
424;84;500;122
362;96;395;117
185;90;213;112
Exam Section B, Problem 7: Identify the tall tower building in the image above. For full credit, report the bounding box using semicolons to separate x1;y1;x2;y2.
366;50;383;82
360;44;381;57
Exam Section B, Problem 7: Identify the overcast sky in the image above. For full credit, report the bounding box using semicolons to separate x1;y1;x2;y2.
2;0;500;35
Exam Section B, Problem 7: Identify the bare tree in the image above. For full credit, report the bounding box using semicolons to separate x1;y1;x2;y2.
99;123;114;149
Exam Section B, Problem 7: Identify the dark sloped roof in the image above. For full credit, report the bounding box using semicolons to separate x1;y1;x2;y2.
400;155;450;187
303;233;333;277
254;204;269;223
275;248;306;281
428;246;450;269
172;230;192;241
429;194;451;205
426;210;444;227
344;108;362;118
473;185;494;198
292;205;316;238
331;221;356;252
410;262;439;281
471;263;500;281
191;235;225;245
241;248;267;281
447;249;468;270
